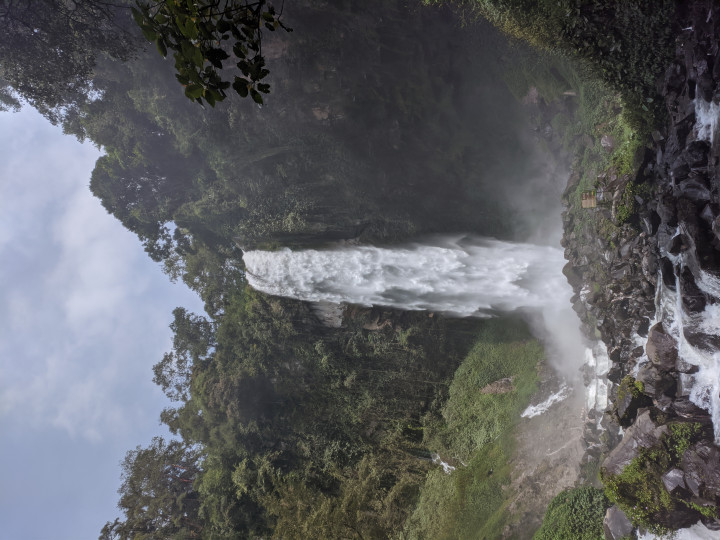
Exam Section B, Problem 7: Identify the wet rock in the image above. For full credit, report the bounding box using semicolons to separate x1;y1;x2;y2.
668;233;689;255
712;215;720;242
637;363;676;399
677;178;712;202
700;203;717;226
603;506;633;540
606;364;625;385
646;323;679;371
684;140;711;168
641;252;659;280
664;61;687;96
671;158;691;181
680;267;707;312
702;516;720;531
681;441;720;499
698;72;714;101
602;410;668;476
663;468;687;492
676;353;700;374
661;257;677;289
562;262;584;290
672;398;711;422
684;331;720;352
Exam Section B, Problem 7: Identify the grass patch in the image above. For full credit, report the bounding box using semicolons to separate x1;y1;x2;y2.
403;440;514;540
403;317;542;539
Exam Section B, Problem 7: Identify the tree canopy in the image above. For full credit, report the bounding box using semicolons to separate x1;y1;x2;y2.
0;0;137;122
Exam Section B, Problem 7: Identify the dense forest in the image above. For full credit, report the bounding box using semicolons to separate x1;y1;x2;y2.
0;0;686;538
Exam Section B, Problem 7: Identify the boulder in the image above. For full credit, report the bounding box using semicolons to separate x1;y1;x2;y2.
680;267;706;312
684;140;710;168
602;410;668;476
671;398;711;422
681;441;720;499
662;468;687;493
636;363;676;398
603;506;633;540
646;323;678;371
684;331;720;352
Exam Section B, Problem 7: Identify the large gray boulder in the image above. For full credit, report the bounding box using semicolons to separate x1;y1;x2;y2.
602;410;668;476
603;505;633;540
646;323;678;371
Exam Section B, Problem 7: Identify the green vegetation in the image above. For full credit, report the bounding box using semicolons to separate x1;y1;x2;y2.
405;318;542;539
602;422;705;533
534;486;610;540
616;375;643;405
133;0;291;106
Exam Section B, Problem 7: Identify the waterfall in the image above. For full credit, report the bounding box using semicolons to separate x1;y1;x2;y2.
244;235;570;317
244;234;590;389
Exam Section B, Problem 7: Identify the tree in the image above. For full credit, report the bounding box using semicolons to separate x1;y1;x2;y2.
0;0;138;123
101;437;204;539
132;0;291;106
153;307;215;402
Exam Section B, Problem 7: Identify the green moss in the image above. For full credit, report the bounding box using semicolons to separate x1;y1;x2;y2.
616;375;642;404
667;422;701;461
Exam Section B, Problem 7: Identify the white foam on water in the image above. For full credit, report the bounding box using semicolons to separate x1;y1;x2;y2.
695;98;720;145
638;521;720;540
431;453;456;474
521;383;570;418
244;236;571;317
654;250;720;444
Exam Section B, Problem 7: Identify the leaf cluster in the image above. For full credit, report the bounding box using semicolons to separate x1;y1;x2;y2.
132;0;290;106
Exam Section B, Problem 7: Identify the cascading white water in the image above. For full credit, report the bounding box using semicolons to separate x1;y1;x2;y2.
244;235;570;317
244;234;595;399
695;98;720;144
653;226;720;444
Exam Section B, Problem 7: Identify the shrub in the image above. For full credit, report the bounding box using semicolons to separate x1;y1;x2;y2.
534;486;610;540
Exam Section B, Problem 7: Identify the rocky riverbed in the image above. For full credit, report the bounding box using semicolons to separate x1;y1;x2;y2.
562;0;720;533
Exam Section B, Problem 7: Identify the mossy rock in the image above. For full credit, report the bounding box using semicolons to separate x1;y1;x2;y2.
614;375;651;427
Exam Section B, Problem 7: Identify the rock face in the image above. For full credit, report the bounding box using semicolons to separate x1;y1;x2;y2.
602;411;668;476
603;506;633;540
645;323;678;371
561;0;720;530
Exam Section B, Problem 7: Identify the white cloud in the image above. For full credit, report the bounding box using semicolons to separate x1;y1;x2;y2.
0;107;204;540
0;108;202;445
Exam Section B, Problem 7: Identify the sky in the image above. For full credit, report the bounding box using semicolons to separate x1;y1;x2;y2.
0;107;205;539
